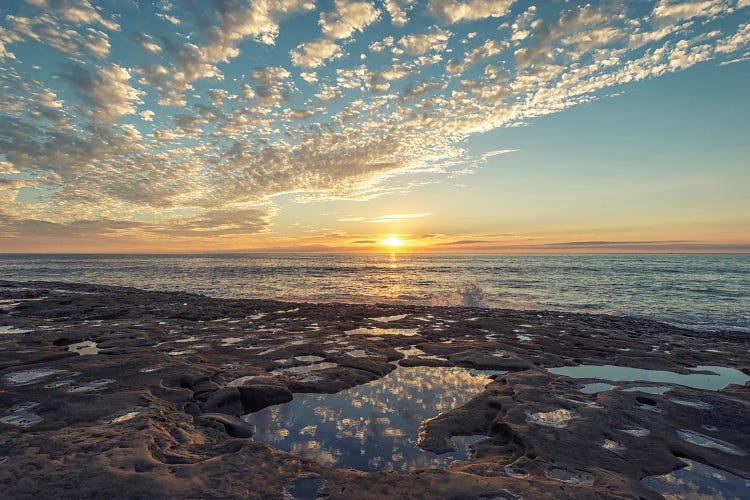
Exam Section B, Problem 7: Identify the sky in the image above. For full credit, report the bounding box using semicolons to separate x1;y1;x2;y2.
0;0;748;253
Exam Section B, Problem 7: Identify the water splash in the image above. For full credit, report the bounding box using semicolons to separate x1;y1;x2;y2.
431;282;491;308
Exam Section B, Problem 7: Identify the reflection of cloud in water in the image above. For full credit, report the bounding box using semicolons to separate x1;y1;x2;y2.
245;366;493;471
299;425;316;436
642;459;750;499
290;441;339;466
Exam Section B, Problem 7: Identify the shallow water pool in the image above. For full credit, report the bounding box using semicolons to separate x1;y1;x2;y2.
547;365;750;391
244;366;494;471
642;459;750;499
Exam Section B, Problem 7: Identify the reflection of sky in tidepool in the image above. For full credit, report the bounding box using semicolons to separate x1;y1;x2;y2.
244;366;495;471
642;459;750;499
547;365;750;391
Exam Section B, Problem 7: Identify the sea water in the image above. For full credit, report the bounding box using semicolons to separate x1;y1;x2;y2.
1;253;748;332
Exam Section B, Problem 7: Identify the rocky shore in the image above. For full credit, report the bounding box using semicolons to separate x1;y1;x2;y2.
1;280;748;499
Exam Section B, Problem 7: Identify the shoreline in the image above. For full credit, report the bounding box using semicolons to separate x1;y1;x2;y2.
1;280;749;498
3;278;748;336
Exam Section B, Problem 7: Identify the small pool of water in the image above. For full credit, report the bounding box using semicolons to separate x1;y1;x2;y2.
345;327;419;337
368;314;408;322
0;325;32;334
66;340;99;355
642;459;750;499
547;365;750;391
244;366;494;472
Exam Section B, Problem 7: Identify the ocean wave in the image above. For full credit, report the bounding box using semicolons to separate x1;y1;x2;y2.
428;282;492;308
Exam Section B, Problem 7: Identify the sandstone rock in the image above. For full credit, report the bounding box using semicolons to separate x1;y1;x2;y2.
198;413;255;438
237;384;293;412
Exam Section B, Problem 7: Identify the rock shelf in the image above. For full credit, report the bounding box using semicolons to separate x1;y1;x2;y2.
0;280;748;499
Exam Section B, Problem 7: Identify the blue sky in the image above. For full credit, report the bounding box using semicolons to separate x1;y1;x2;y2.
0;0;748;252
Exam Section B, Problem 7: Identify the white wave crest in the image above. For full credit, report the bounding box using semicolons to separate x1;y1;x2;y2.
430;282;491;308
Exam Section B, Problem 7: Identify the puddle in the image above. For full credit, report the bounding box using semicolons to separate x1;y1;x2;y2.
294;355;325;364
44;378;76;389
244;366;492;471
618;427;650;437
346;349;368;358
547;365;750;391
504;465;530;478
174;336;199;343
545;465;593;485
396;345;426;358
283;475;326;499
68;379;115;393
642;459;750;499
167;349;195;356
602;439;625;453
140;364;168;373
579;383;617;394
0;402;42;428
368;314;408;323
556;395;603;409
345;327;419;337
3;368;66;386
271;363;337;377
106;408;145;424
526;408;579;428
0;326;32;334
669;398;713;410
677;429;746;456
228;375;259;387
66;340;99;355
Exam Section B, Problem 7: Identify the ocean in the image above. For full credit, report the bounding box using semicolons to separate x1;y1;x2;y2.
1;253;748;333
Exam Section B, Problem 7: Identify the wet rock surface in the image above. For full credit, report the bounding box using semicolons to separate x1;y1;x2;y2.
0;280;748;499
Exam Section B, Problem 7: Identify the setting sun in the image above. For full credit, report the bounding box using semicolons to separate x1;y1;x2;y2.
381;236;405;248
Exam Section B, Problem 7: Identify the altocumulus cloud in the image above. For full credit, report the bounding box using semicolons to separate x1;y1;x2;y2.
0;0;748;242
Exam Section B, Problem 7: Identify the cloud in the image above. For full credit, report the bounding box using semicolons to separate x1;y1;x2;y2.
30;0;121;31
291;38;343;68
64;64;142;121
384;0;415;26
290;1;380;69
435;239;492;245
514;4;615;68
134;32;161;53
3;13;112;59
367;213;432;223
1;0;749;245
427;0;515;23
481;149;518;159
203;0;314;54
152;208;272;237
319;0;380;39
0;208;272;239
399;28;451;54
136;0;315;105
251;66;294;105
652;0;732;21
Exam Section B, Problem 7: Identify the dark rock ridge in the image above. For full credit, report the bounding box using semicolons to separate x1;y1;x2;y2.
0;280;748;499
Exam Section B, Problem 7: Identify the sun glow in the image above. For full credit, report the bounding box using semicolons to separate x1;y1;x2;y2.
381;236;405;248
